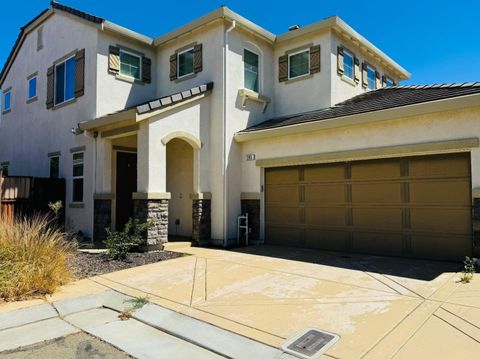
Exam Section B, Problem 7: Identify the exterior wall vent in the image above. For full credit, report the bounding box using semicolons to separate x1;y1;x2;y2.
288;24;301;31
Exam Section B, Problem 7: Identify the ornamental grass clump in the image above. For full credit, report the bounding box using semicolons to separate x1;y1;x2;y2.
0;215;75;301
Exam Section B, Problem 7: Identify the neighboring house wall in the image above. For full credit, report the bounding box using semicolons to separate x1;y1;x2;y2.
0;13;98;236
239;106;480;240
96;31;156;118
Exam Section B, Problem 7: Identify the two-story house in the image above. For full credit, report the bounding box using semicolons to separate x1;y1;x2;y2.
1;2;480;261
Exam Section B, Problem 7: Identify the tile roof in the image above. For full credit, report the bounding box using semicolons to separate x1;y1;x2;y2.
135;82;214;115
241;82;480;132
50;1;104;24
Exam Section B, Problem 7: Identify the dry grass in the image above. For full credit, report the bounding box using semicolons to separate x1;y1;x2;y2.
0;216;75;301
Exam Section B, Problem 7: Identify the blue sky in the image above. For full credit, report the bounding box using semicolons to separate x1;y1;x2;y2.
1;0;479;84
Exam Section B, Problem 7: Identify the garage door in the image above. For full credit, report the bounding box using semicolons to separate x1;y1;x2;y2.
265;153;472;261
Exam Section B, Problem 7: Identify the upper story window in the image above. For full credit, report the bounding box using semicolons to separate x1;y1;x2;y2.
28;76;37;100
288;49;310;79
367;66;376;90
3;90;11;112
37;27;43;51
178;47;194;78
385;77;394;87
50;156;59;178
55;56;76;105
72;152;84;203
343;50;354;80
244;49;259;92
120;49;141;80
1;162;9;177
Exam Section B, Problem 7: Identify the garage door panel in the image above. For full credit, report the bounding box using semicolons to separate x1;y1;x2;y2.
305;229;349;251
352;232;404;256
352;183;402;203
409;180;471;204
265;206;301;226
408;154;470;178
265;226;303;246
305;207;346;227
411;234;471;261
265;167;299;184
410;208;472;234
352;208;403;230
304;184;345;203
304;163;345;181
266;185;298;203
351;160;400;179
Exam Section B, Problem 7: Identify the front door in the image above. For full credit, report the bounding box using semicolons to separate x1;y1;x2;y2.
116;152;137;231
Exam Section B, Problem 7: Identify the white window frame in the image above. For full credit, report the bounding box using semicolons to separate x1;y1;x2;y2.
177;47;195;79
119;49;142;80
243;48;260;93
28;76;37;100
343;50;354;80
72;151;84;203
3;90;12;112
288;48;310;80
54;55;76;106
367;65;376;90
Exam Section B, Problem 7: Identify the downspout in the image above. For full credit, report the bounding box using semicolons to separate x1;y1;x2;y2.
222;19;236;247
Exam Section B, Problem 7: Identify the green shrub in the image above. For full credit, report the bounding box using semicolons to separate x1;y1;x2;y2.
104;219;151;260
460;256;476;283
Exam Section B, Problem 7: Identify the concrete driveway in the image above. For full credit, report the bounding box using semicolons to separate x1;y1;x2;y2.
2;244;479;358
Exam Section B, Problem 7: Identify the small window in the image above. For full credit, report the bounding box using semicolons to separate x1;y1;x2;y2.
120;49;141;80
3;91;11;112
177;48;194;78
37;27;43;51
28;77;37;99
55;56;76;105
385;77;394;87
244;49;259;92
343;50;354;80
1;163;8;177
288;49;310;79
367;66;376;90
72;152;84;203
50;156;59;178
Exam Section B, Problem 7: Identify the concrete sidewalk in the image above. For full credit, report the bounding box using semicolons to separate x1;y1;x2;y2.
1;244;479;358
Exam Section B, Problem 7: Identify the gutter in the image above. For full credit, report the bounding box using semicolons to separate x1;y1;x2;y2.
234;93;480;143
222;19;236;247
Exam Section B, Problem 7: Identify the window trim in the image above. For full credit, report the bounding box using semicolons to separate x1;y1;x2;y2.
71;151;84;204
243;48;260;93
287;48;310;80
366;65;376;90
119;48;142;81
54;55;76;106
343;49;354;80
177;47;195;79
3;89;12;113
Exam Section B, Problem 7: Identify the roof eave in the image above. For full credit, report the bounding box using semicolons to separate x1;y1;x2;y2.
235;92;480;143
103;21;154;45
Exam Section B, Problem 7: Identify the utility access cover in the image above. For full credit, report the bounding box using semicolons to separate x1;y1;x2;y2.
281;328;339;359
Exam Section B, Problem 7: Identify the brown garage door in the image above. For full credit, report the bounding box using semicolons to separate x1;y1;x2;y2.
265;153;472;261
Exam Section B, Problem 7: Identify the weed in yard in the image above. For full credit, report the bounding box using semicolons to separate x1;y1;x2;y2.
0;215;74;301
118;296;149;320
460;256;476;283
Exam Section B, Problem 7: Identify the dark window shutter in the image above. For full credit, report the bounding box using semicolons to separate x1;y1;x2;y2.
169;54;177;81
354;57;360;83
142;56;151;83
309;45;321;74
193;44;203;73
108;45;120;74
74;49;85;98
46;66;54;109
375;70;381;89
337;46;344;75
381;75;386;87
362;62;368;88
278;55;288;82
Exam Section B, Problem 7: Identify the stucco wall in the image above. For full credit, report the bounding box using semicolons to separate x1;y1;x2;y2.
0;13;98;237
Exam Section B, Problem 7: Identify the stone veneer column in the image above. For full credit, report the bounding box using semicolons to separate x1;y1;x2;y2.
133;193;170;248
191;193;211;246
240;193;261;244
472;196;480;257
93;194;114;243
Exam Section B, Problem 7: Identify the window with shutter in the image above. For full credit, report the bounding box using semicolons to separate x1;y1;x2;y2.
54;56;76;105
108;46;120;74
178;47;194;78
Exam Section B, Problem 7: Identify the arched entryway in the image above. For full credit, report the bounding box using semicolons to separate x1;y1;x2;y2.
166;138;194;239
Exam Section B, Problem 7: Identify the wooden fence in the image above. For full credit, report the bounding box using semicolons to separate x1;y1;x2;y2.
0;174;66;224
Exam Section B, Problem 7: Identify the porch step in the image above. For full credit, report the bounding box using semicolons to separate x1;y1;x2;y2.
162;241;192;251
